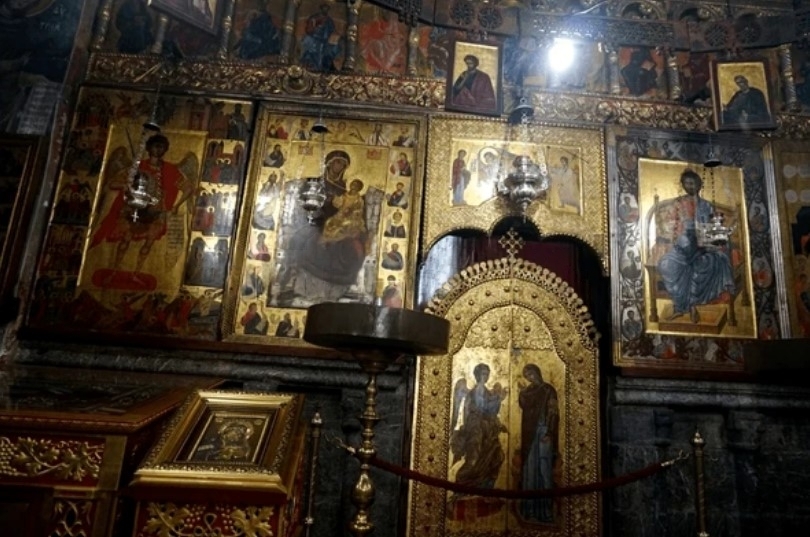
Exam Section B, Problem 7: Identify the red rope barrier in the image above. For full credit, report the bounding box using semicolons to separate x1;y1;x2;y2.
358;453;683;499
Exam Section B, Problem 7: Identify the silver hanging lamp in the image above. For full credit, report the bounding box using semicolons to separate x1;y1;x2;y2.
697;138;735;247
298;114;330;224
124;84;163;223
496;90;549;215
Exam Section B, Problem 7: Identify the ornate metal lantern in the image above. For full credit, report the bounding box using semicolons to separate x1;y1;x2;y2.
495;94;551;215
298;177;327;224
497;154;549;214
298;116;329;224
124;117;161;223
697;211;735;248
696;141;735;248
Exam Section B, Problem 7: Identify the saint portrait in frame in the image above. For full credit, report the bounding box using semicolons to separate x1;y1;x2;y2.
148;0;222;35
446;40;502;117
638;158;756;338
711;60;775;131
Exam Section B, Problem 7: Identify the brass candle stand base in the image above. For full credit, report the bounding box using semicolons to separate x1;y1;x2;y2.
304;303;449;537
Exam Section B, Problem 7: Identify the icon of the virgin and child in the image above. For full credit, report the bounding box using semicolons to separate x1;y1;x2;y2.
274;149;385;307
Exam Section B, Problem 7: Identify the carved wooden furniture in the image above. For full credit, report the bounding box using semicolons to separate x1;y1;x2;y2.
126;390;307;537
0;366;220;537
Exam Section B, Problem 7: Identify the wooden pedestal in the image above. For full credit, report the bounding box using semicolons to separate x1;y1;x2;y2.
0;366;222;537
127;391;307;537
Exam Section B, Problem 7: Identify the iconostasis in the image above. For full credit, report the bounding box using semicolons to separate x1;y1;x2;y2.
22;85;806;368
25;88;426;354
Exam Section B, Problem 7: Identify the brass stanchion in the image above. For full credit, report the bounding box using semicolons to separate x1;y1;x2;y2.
303;410;323;537
304;303;449;536
691;431;710;537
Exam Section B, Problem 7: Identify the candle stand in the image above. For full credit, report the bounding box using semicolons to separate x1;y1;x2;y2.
304;303;449;536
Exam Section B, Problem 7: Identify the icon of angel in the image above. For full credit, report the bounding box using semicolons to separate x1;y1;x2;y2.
449;363;508;489
85;128;201;292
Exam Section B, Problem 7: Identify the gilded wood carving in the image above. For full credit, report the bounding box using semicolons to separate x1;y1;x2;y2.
52;500;96;537
771;140;810;337
0;436;103;481
409;237;601;537
422;117;608;273
136;502;278;537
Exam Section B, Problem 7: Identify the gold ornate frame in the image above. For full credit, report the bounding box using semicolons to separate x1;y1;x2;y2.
221;103;427;351
771;140;810;337
637;158;756;338
446;40;503;117
422;117;608;273
711;60;776;132
608;128;778;372
131;390;304;492
408;252;601;537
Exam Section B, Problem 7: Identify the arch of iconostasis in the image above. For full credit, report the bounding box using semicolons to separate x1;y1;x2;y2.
422;117;609;276
408;231;601;537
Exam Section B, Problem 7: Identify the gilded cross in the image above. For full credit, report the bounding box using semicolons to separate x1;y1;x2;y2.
498;228;524;261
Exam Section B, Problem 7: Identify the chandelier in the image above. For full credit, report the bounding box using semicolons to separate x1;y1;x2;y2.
298;116;329;224
495;94;549;215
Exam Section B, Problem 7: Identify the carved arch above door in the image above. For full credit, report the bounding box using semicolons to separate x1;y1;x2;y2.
408;253;601;537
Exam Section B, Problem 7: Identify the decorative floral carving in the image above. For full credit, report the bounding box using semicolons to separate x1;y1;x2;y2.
477;6;503;30
143;502;276;537
86;54;445;110
450;0;475;26
53;500;95;537
0;436;103;481
232;506;275;537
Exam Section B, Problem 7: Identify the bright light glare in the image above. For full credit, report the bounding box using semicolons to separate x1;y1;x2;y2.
547;39;576;73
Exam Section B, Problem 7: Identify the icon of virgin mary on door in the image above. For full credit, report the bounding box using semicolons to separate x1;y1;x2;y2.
446;351;563;529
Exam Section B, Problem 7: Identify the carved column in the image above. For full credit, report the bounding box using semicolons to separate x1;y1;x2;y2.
91;0;116;51
343;0;363;72
216;0;236;60
667;49;682;101
779;43;799;111
281;0;302;65
607;44;621;95
406;25;419;76
150;14;170;56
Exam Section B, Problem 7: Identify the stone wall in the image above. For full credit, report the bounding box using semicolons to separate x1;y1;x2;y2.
608;376;810;537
